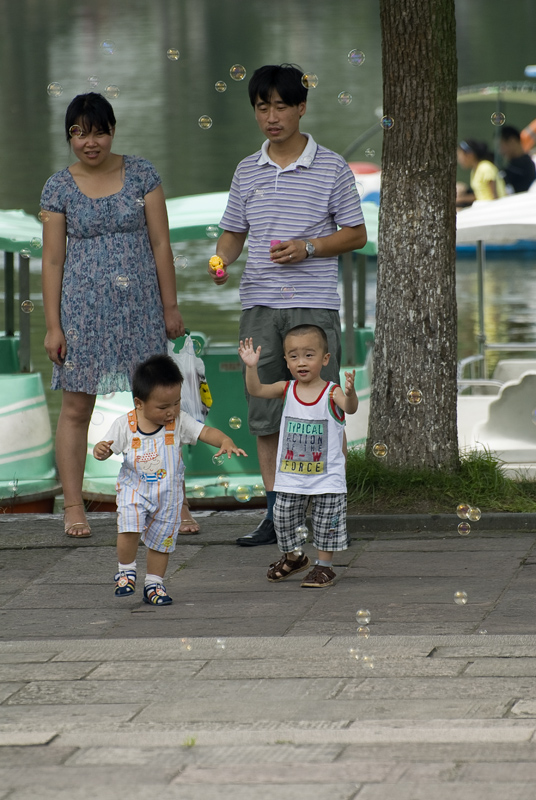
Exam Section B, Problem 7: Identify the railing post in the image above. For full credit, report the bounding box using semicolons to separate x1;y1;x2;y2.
4;251;14;337
18;253;31;373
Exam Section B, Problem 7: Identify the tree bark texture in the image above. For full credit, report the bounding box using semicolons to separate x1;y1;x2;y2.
368;0;459;469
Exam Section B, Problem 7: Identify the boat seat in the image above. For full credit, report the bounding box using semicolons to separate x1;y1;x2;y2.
473;371;536;462
491;359;536;383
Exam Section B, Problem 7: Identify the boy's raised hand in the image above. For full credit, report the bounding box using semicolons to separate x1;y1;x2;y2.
238;337;261;367
215;436;248;459
344;370;356;397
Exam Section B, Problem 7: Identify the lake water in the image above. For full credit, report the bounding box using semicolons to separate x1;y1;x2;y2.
1;0;536;431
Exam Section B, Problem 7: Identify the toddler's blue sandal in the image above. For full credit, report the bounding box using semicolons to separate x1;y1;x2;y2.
114;570;136;597
143;583;173;605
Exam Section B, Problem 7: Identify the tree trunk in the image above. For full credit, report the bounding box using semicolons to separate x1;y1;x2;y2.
368;0;459;469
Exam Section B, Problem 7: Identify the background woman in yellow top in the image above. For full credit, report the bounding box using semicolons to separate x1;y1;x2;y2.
456;139;506;208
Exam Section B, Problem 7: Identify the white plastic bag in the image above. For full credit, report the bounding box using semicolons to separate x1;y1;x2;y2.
168;336;212;423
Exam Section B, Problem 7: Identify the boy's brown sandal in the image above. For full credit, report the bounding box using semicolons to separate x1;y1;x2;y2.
267;553;310;582
301;565;336;588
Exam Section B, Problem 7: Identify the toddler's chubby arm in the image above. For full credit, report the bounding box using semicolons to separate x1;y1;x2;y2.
93;440;114;460
198;426;247;459
238;338;287;399
332;370;359;415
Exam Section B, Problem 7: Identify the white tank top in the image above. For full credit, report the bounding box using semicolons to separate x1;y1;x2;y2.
273;380;347;495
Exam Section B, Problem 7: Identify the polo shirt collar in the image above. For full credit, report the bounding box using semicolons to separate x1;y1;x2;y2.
258;133;318;169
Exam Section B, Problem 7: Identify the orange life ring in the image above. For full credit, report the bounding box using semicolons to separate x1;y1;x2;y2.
520;119;536;152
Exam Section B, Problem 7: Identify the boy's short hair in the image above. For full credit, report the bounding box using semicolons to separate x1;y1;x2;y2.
284;324;329;354
248;63;308;107
132;354;183;402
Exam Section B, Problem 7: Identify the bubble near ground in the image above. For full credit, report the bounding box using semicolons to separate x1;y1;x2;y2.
20;300;34;314
337;91;353;106
192;485;206;499
252;484;266;497
215;81;227;93
228;416;242;430
457;521;471;536
166;48;180;60
491;111;506;126
234;486;252;503
407;388;423;405
301;73;318;89
454;590;468;605
357;626;370;638
468;507;481;521
47;82;63;97
361;655;375;669
356;609;371;625
372;442;388;458
456;503;470;519
216;638;226;649
229;64;246;81
198;115;213;130
348;647;360;660
381;115;395;130
180;638;192;651
348;49;365;66
295;524;309;541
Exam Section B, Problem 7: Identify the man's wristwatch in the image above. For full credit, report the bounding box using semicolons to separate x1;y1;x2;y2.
304;239;316;258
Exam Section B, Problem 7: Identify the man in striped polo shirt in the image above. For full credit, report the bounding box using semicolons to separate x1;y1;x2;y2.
209;63;367;546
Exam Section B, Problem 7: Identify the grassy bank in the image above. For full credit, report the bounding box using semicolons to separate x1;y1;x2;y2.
346;448;536;514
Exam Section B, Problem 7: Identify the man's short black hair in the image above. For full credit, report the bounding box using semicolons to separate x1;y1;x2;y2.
248;64;308;107
132;354;183;402
499;125;521;142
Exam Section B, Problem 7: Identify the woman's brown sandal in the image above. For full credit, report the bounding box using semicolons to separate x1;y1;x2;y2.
267;553;310;582
301;564;336;588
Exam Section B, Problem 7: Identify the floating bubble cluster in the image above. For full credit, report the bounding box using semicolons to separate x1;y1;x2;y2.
215;81;227;93
301;73;318;89
229;64;246;81
229;416;242;430
348;49;365;66
491;111;506;126
337;91;353;106
372;442;388;458
454;590;468;605
47;82;63;97
407;388;423;405
21;300;34;314
198;115;213;129
166;48;180;61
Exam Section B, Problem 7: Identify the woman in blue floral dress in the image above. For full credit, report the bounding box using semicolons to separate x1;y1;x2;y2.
41;93;184;537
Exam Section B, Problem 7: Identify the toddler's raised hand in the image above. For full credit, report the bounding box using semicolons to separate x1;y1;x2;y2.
93;440;114;460
238;337;261;367
344;370;356;396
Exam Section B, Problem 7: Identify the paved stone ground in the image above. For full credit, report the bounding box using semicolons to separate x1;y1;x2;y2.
1;510;536;798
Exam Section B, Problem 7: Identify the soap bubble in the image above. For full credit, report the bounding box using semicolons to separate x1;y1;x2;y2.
292;547;303;557
216;638;226;649
407;388;423;405
454;590;468;605
234;485;252;503
348;647;360;660
38;211;50;223
205;225;220;239
69;125;83;138
479;629;488;635
20;300;34;314
63;360;75;371
381;115;395;130
295;524;309;541
192;485;206;499
166;48;180;60
281;286;296;300
212;453;225;466
173;255;188;270
135;198;145;208
252;484;266;497
114;275;130;289
337;91;353;106
229;64;246;81
66;329;79;341
192;339;203;356
101;40;116;55
456;503;470;519
198;115;213;130
301;73;318;89
468;507;481;521
215;81;227;93
361;655;375;669
218;474;230;488
180;637;192;651
357;626;370;638
47;82;63;97
20;249;31;259
356;609;371;625
458;521;471;536
104;85;120;99
491;112;506;126
30;237;42;249
365;148;376;158
348;49;366;66
92;412;104;426
229;416;242;430
372;442;388;458
88;76;99;88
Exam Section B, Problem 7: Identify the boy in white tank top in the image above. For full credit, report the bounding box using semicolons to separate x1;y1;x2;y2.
239;324;358;588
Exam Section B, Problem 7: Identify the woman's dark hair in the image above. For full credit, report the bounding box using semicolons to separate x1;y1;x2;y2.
132;354;183;402
248;63;308;107
459;138;494;163
65;92;116;142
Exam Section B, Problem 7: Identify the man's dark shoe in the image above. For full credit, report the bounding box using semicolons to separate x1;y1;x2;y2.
236;518;277;546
